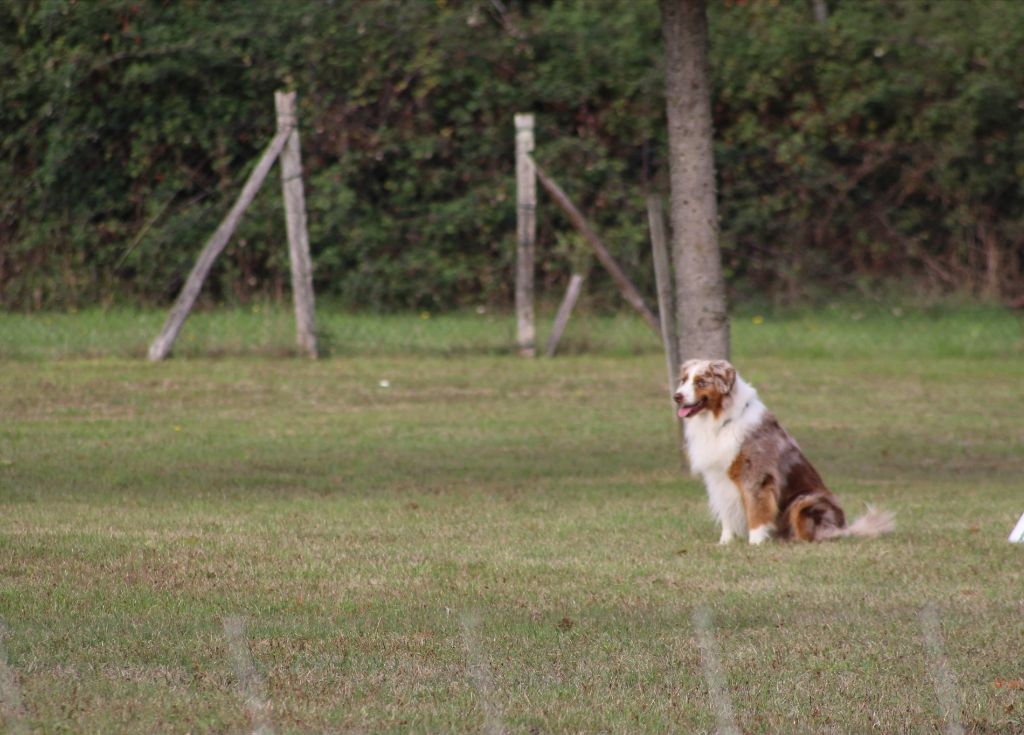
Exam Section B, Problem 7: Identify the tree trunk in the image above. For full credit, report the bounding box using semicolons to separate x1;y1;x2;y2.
660;0;730;362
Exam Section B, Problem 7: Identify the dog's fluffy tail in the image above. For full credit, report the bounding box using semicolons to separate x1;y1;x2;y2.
822;505;895;540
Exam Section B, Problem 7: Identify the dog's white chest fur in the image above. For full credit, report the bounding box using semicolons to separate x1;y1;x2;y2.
682;378;766;541
684;378;765;475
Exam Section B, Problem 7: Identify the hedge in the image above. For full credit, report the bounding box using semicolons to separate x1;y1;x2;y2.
2;0;1021;310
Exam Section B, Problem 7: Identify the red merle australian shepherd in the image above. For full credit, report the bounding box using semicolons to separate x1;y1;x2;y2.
674;359;894;544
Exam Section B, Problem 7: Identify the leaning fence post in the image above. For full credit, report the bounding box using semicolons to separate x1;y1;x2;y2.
275;90;317;359
514;113;537;357
531;159;661;336
147;125;290;361
545;272;585;357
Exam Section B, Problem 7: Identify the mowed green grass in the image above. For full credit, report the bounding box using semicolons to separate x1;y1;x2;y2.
0;306;1022;733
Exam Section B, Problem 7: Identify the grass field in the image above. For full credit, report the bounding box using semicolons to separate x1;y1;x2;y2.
1;304;1022;733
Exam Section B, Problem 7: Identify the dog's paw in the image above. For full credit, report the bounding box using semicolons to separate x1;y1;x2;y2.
718;528;735;545
748;526;772;545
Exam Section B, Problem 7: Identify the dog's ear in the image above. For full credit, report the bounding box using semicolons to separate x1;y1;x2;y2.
708;360;736;395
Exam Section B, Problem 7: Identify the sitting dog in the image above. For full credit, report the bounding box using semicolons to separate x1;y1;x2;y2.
674;359;894;544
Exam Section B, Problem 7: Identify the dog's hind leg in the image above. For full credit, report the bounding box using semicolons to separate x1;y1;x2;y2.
785;493;846;541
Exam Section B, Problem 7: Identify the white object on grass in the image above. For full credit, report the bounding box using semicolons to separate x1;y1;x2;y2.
379;379;390;388
1009;512;1024;543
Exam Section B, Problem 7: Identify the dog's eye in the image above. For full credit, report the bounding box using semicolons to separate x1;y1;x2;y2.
695;379;706;388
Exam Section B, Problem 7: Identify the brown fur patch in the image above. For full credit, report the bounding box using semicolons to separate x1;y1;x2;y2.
729;451;779;531
706;361;736;396
703;389;725;418
730;410;847;542
781;493;846;541
782;496;817;541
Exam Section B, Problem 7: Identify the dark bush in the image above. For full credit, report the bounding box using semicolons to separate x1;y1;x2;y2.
1;0;1021;310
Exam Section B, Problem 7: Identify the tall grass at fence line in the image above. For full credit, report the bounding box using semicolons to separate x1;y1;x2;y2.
0;300;1020;361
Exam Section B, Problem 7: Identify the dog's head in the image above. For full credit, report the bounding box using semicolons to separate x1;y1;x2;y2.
673;359;737;419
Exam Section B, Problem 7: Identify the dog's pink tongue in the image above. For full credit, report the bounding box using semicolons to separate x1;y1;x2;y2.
677;406;691;419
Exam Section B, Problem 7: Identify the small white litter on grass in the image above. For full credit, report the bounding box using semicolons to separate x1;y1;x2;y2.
1008;512;1024;543
378;379;391;388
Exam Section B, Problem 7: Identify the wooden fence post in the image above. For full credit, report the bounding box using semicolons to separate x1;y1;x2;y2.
545;272;585;357
275;90;318;358
147;126;291;361
531;158;661;336
812;0;829;24
647;194;679;402
649;194;688;465
514;113;536;357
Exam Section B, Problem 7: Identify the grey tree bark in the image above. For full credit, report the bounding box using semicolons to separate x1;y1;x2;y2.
660;0;730;362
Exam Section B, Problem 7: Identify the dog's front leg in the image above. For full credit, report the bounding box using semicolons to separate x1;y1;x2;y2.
740;475;780;545
705;472;747;544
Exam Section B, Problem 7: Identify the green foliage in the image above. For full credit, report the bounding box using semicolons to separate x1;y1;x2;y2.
1;0;1021;310
711;0;1024;301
